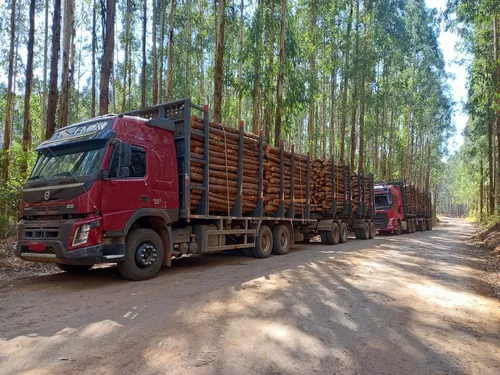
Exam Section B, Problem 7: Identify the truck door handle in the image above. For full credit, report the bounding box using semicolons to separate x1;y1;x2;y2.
141;195;150;202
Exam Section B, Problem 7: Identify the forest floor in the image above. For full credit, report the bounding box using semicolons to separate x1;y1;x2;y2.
0;218;499;375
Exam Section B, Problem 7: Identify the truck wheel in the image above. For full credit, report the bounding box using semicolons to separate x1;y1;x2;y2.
369;222;376;239
339;222;348;243
328;222;340;245
272;225;290;255
410;220;416;233
252;225;273;258
360;222;370;240
57;264;92;273
422;220;427;231
428;220;433;231
118;229;164;281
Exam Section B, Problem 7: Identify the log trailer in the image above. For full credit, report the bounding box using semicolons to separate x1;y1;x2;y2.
15;99;375;280
373;181;433;234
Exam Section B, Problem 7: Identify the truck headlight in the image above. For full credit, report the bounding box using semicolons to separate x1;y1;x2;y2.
388;218;394;226
72;220;99;247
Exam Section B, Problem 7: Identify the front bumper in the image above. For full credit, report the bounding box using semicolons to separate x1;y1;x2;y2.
16;219;125;265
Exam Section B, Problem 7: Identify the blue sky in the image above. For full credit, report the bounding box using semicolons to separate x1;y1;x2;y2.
425;0;469;154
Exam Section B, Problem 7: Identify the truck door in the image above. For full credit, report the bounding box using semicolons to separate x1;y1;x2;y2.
101;145;151;233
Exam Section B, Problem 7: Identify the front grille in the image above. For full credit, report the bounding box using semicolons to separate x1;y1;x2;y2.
374;213;389;229
25;227;59;239
21;245;57;254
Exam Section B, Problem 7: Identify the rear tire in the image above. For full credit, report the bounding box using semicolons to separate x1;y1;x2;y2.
272;225;290;255
252;225;273;258
339;222;348;243
57;264;92;273
369;222;376;239
360;222;370;240
428;220;433;231
422;221;427;231
118;228;164;281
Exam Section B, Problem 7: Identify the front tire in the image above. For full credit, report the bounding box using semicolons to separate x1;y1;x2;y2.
118;229;164;281
369;222;376;239
57;264;93;273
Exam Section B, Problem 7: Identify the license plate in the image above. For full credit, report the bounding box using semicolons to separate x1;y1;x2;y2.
28;242;46;252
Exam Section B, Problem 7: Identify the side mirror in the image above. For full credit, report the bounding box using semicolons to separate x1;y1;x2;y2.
120;143;132;167
119;166;130;178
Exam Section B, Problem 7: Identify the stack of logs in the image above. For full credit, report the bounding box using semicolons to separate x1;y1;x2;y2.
263;145;308;215
310;159;347;214
189;116;261;214
406;184;431;216
351;174;373;214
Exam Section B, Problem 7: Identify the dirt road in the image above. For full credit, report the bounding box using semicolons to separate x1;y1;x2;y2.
0;218;499;375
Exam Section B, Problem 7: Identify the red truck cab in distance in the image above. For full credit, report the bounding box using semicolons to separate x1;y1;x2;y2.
374;184;404;234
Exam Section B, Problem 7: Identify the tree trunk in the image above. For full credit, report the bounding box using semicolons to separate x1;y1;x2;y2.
46;0;62;139
165;0;176;101
494;15;500;214
159;0;166;101
141;0;147;108
91;0;97;117
41;0;49;140
99;0;116;115
330;72;336;158
489;119;495;215
349;0;360;172
321;79;327;159
237;0;244;125
59;0;74;129
22;0;36;176
308;5;317;156
198;0;205;103
251;0;264;133
121;0;132;112
2;0;17;181
274;0;286;146
213;0;225;123
263;1;276;144
480;158;484;221
152;0;158;104
340;4;353;164
185;0;191;97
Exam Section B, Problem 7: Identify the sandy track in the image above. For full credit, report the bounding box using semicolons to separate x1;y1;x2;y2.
0;218;499;375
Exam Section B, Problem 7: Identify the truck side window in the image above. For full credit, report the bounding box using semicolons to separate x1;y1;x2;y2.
109;146;146;178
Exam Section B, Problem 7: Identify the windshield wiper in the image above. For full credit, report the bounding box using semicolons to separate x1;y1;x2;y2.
27;175;43;181
53;172;79;183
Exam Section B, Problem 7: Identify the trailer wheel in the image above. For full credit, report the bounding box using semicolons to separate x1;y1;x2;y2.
272;225;290;255
369;222;376;239
410;220;416;233
57;264;93;273
428;220;433;231
321;222;340;245
339;222;348;243
360;222;370;240
422;220;427;231
118;229;164;281
252;225;273;258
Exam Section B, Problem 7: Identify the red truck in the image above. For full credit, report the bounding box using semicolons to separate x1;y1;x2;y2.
15;99;375;280
374;181;433;234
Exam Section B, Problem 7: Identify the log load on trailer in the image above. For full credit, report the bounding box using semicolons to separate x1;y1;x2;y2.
374;181;433;234
14;98;376;280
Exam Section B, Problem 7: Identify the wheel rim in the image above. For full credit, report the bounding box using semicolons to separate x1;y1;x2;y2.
135;242;158;269
261;231;272;251
280;231;289;250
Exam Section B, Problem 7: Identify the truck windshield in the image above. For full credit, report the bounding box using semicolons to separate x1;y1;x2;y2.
29;143;106;181
375;194;391;209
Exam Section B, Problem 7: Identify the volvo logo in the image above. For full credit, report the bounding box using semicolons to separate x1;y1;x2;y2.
44;191;51;201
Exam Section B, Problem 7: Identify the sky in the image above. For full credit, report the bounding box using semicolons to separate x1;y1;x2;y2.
425;0;469;154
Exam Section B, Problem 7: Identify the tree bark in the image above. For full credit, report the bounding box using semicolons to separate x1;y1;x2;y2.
237;0;244;125
251;0;264;133
2;0;16;181
340;4;353;164
308;4;317;156
274;0;286;146
41;0;49;140
349;0;360;172
494;14;500;214
185;0;191;97
152;0;158;104
46;0;62;139
480;158;484;221
213;0;225;123
263;1;276;144
141;0;147;108
59;0;74;129
489;119;495;215
22;0;36;176
121;0;132;112
159;0;166;100
91;0;97;117
165;0;176;101
99;0;116;115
